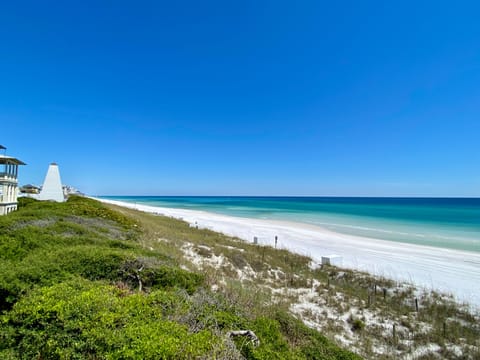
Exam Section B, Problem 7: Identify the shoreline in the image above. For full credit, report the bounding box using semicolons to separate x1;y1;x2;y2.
95;197;480;308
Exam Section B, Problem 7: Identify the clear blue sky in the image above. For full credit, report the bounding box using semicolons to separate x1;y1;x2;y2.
1;1;479;196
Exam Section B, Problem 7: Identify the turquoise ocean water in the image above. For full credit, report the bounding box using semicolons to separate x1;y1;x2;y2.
102;196;480;253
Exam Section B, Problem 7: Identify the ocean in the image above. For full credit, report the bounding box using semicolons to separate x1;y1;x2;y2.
101;196;480;253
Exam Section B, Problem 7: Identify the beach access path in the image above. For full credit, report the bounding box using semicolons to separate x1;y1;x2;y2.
96;198;480;308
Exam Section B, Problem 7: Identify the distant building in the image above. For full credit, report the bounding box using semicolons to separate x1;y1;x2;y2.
0;145;26;215
20;184;41;194
63;185;83;197
38;163;65;202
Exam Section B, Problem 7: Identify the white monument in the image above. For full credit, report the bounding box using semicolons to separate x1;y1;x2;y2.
39;163;65;202
0;145;26;215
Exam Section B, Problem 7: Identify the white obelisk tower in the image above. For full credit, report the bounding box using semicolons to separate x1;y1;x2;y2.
39;163;65;202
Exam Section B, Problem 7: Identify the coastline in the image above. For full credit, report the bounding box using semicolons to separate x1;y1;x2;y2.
95;197;480;308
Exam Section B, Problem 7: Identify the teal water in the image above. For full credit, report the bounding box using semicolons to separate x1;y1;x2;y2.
101;196;480;253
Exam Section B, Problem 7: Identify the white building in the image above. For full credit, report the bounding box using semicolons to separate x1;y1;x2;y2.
0;145;26;215
38;163;65;202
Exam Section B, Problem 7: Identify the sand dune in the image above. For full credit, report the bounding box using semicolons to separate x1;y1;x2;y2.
97;198;480;307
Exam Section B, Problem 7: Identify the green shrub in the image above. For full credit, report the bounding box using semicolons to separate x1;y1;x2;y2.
237;316;301;359
351;318;365;332
0;197;201;311
1;279;222;359
0;196;364;359
151;265;203;294
16;196;39;208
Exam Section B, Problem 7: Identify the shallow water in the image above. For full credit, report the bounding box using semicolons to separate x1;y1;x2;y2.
101;196;480;253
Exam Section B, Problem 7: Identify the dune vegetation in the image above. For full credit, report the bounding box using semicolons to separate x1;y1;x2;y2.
104;200;480;359
0;196;361;359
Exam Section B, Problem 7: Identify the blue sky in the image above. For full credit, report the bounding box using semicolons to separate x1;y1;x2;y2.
1;1;479;196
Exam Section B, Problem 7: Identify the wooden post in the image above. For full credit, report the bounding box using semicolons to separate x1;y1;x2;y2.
393;324;396;343
374;283;377;295
415;298;419;312
290;262;294;286
383;288;387;300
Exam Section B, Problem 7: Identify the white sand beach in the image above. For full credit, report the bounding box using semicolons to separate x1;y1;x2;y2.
97;198;480;308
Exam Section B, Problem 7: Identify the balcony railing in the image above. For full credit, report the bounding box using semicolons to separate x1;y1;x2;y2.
0;172;18;180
